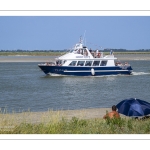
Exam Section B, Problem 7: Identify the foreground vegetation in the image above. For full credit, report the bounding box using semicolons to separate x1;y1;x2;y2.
0;116;150;134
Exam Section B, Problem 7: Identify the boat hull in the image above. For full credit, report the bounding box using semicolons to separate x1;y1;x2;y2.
38;65;133;76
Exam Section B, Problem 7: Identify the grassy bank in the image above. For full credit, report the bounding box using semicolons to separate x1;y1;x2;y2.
1;116;150;134
1;51;150;56
0;109;150;134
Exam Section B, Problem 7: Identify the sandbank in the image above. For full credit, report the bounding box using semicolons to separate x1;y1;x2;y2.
0;56;55;62
0;54;150;62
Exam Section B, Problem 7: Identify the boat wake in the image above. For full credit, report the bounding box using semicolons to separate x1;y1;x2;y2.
46;72;150;77
47;74;124;78
48;73;68;76
132;72;150;76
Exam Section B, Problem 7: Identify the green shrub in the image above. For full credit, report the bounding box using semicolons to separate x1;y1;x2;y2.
1;116;150;134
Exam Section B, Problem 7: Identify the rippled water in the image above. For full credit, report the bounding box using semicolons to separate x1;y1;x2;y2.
0;60;150;113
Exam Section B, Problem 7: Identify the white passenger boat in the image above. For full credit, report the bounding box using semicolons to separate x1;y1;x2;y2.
38;37;133;76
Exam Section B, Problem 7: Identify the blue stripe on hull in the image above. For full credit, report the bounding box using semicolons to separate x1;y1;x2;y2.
38;66;132;76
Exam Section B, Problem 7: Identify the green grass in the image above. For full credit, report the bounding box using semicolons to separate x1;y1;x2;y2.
1;116;150;134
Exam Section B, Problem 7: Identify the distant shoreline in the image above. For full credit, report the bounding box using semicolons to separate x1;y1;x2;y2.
0;54;150;62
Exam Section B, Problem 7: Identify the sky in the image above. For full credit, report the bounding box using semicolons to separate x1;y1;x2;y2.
0;16;150;50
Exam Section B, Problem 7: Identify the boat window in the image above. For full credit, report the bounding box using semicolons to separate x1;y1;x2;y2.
100;61;107;66
77;61;85;66
85;61;92;66
69;61;77;66
93;61;100;66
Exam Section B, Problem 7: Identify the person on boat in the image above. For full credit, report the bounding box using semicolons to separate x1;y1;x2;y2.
96;49;99;57
110;50;113;55
115;62;118;66
100;52;103;57
56;60;59;65
124;62;129;66
89;48;92;53
84;50;88;56
77;49;80;54
97;52;101;58
103;105;120;119
116;62;122;66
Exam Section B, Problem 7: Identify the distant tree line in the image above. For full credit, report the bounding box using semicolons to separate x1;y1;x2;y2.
0;49;63;52
103;48;150;52
1;48;150;52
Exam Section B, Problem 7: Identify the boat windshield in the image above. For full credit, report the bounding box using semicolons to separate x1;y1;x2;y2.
70;49;78;53
70;49;74;53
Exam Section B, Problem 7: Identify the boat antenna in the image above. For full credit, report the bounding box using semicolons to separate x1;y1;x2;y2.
85;38;86;46
83;30;86;45
79;36;82;43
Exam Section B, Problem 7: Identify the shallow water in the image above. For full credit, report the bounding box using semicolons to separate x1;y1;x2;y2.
0;60;150;113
